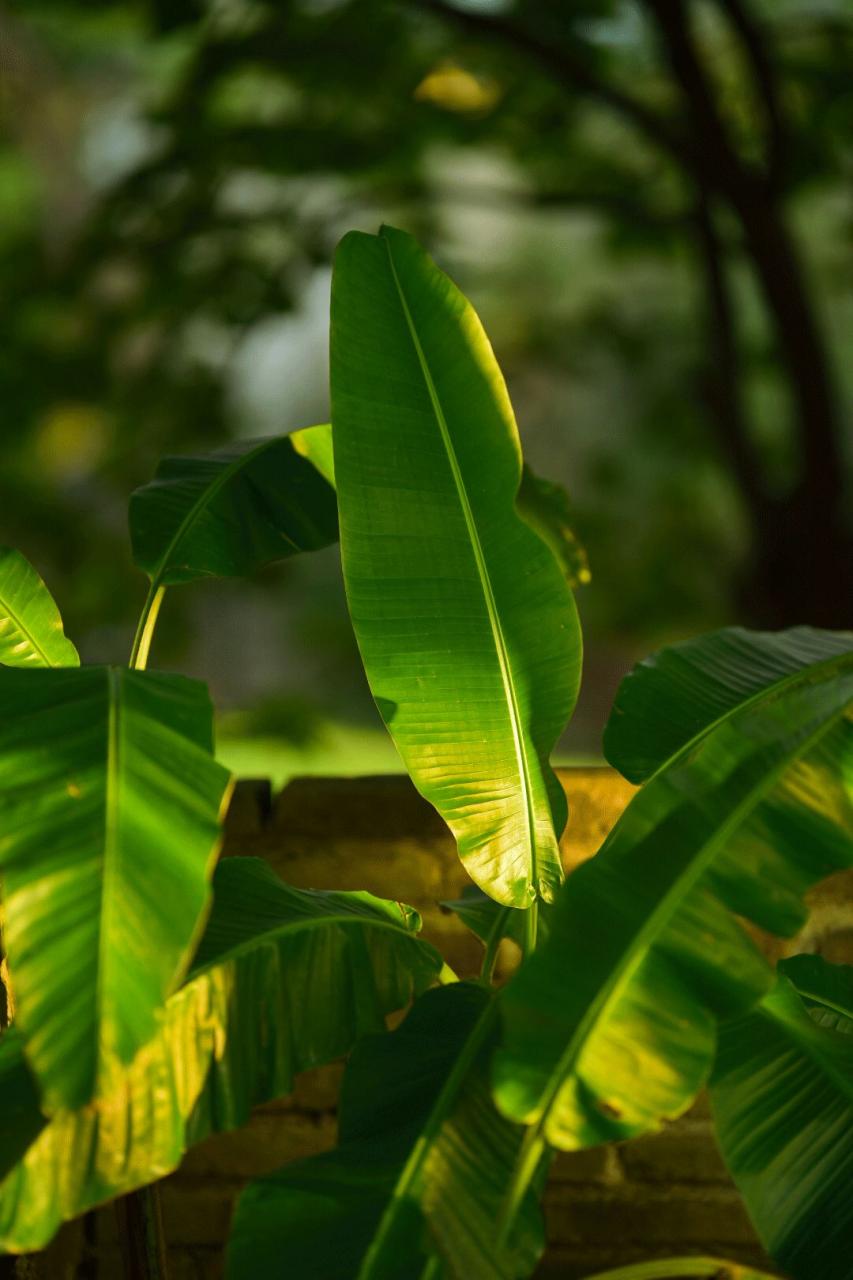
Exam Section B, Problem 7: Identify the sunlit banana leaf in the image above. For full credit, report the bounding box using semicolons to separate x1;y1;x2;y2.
604;626;853;784
0;858;441;1253
228;982;543;1280
516;466;590;590
129;426;338;587
0;548;79;668
0;666;232;1111
331;225;582;908
494;629;853;1182
0;1033;45;1184
711;962;853;1280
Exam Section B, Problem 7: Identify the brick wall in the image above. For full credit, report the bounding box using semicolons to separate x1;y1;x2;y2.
23;767;853;1278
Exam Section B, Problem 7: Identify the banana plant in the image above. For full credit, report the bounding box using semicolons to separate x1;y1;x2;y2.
1;225;850;1280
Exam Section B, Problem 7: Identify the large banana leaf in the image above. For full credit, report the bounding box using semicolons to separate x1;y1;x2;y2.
0;858;441;1253
331;226;582;908
710;957;853;1280
0;548;79;668
604;626;853;783
0;666;231;1111
493;628;853;1197
227;982;543;1280
129;427;339;587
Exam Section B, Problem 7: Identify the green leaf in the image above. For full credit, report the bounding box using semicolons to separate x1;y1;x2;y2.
0;548;79;668
331;225;582;908
292;421;336;486
129;427;339;587
516;465;590;590
0;1033;45;1184
442;887;528;951
493;628;853;1168
441;886;552;953
711;966;853;1280
779;953;853;1032
0;858;441;1253
227;983;543;1280
604;626;853;784
0;666;232;1111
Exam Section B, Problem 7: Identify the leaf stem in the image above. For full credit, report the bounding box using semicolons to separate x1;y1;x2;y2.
129;584;166;671
480;906;511;984
522;898;538;957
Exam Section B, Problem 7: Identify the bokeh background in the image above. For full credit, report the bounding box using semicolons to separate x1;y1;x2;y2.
1;0;851;779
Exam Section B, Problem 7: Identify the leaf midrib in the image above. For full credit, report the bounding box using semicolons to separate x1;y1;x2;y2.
382;231;540;901
523;664;853;1148
97;666;122;1084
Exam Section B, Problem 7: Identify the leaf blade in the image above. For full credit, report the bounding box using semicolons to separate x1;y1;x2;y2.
711;966;853;1280
331;226;581;907
0;858;441;1253
495;630;853;1160
129;429;338;587
0;548;79;669
227;983;543;1280
604;626;853;784
0;666;231;1110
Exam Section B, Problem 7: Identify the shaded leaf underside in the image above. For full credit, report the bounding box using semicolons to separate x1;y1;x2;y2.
129;428;339;587
711;959;853;1280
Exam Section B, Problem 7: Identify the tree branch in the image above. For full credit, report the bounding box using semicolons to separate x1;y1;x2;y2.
415;0;695;170
715;0;787;190
643;0;845;516
692;191;766;511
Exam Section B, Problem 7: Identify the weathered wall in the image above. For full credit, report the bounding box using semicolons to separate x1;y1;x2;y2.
24;768;853;1277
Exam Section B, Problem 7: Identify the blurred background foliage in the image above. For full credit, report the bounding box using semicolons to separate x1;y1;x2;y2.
0;0;851;770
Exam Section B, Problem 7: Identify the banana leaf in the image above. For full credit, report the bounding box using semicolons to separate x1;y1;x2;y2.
0;858;441;1253
0;548;78;668
493;628;853;1197
129;427;339;587
331;225;581;908
711;956;853;1279
604;626;853;784
228;982;543;1280
0;666;232;1110
779;953;853;1032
